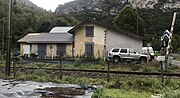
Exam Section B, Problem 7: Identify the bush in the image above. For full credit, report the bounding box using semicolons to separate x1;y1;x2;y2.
130;64;143;71
98;60;106;65
149;60;160;67
92;88;111;98
162;90;180;98
142;66;156;72
74;58;82;66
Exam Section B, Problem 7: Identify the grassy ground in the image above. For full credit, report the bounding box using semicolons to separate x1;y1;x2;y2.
173;54;180;61
0;59;179;73
95;88;151;98
0;59;180;98
0;60;180;75
12;72;180;98
0;69;180;98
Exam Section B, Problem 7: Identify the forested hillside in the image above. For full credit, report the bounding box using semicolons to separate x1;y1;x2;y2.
0;0;78;52
1;0;180;53
55;0;180;52
56;0;180;14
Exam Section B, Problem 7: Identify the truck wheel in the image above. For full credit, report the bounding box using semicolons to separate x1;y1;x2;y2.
140;58;146;64
113;57;120;63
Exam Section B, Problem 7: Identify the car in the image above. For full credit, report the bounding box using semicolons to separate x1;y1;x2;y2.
142;47;155;60
108;48;150;63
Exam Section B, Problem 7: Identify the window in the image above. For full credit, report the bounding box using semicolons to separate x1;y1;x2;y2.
86;26;94;37
130;49;136;54
120;49;127;53
112;49;119;52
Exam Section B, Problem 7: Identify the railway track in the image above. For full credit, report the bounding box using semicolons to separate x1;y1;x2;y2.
0;66;180;77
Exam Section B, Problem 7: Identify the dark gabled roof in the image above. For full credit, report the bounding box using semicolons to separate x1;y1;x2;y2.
18;33;74;43
68;19;143;39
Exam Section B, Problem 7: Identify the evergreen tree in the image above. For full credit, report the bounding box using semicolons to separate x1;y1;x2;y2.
114;5;144;36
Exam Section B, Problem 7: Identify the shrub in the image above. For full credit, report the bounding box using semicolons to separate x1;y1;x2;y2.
142;66;156;72
98;60;106;65
108;79;127;89
162;90;180;98
74;58;82;67
92;88;111;98
130;64;142;71
149;60;160;67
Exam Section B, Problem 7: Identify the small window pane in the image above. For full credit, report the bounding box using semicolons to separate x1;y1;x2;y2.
86;26;94;37
112;49;119;52
120;49;127;53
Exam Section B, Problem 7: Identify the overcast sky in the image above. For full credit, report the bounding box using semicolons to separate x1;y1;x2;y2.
29;0;74;12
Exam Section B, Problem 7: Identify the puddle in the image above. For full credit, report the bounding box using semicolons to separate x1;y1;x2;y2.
37;87;86;98
0;79;101;98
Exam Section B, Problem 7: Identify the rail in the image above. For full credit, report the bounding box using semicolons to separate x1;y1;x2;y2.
0;66;179;77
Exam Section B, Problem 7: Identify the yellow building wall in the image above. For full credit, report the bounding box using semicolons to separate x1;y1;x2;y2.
31;44;38;53
20;43;26;56
74;23;106;59
46;43;73;59
74;27;92;57
93;25;106;58
66;43;73;57
46;44;57;58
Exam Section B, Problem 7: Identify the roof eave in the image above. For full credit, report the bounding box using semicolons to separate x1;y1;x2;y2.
26;41;73;44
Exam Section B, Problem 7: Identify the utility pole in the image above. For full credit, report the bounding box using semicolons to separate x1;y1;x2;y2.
5;0;13;77
136;15;138;35
2;17;6;54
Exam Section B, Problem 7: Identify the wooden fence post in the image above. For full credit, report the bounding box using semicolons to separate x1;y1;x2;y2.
107;59;110;82
13;57;18;79
160;61;164;86
59;51;63;80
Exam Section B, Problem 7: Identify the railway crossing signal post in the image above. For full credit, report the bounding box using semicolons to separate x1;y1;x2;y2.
165;12;177;71
157;12;177;86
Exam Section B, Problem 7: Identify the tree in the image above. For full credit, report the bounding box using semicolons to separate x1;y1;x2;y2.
38;20;52;32
3;0;79;50
114;5;144;36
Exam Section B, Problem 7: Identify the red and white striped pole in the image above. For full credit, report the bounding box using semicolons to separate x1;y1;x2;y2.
166;12;177;56
164;12;176;73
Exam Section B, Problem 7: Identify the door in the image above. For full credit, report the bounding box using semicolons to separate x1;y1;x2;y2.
57;44;66;58
85;42;94;59
23;45;30;55
38;44;46;59
120;48;128;59
129;49;139;60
